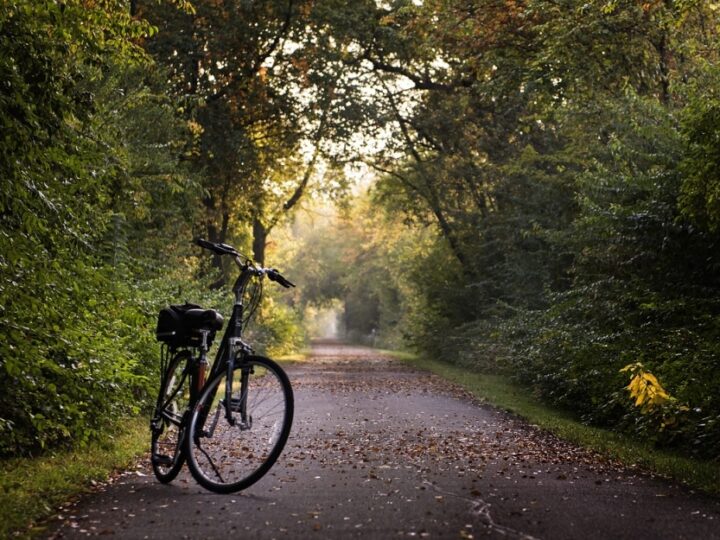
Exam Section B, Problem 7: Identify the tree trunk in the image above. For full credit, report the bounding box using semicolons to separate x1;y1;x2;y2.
252;217;267;266
207;212;229;288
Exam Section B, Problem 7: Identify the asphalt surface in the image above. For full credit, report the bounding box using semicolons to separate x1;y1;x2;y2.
47;342;720;539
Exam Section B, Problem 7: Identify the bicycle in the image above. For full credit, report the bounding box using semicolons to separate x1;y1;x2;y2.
150;238;295;493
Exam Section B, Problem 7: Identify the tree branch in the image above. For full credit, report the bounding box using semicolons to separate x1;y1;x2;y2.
379;78;470;269
363;52;473;92
250;0;295;75
364;161;421;195
267;96;330;231
207;0;295;103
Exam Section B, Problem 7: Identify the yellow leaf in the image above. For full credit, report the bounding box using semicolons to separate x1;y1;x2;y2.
642;372;661;386
620;362;642;373
627;376;642;393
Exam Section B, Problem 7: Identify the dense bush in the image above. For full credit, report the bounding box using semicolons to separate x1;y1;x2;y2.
250;294;307;357
0;1;305;457
0;1;163;455
0;0;378;457
382;92;720;457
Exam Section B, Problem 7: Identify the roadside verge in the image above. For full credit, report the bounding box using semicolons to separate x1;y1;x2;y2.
389;350;720;497
1;417;148;538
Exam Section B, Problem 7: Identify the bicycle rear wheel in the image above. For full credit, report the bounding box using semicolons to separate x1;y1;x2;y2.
151;351;191;483
186;355;294;493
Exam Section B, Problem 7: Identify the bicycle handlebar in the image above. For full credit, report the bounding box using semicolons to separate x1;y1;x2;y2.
266;268;296;289
193;238;239;256
193;238;295;288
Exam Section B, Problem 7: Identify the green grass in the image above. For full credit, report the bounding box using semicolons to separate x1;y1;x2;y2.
390;350;720;496
275;349;310;363
0;417;149;539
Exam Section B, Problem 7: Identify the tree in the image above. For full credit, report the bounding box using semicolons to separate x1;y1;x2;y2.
285;195;426;347
141;0;372;278
0;0;196;455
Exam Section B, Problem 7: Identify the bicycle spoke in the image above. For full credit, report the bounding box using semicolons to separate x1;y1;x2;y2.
196;439;225;483
252;392;280;408
151;353;191;483
186;357;293;493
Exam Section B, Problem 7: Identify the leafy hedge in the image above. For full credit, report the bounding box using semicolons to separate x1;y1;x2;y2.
0;1;306;457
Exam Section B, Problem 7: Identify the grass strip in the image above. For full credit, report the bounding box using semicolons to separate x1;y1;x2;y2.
275;349;310;363
390;350;720;496
0;417;148;539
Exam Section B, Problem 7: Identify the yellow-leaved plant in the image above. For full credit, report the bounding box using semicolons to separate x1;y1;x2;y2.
620;362;689;430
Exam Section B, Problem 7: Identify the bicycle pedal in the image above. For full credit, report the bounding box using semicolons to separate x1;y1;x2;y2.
152;454;174;466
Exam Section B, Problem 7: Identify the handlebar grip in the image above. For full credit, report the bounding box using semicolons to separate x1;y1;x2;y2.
193;238;238;256
194;238;216;250
279;276;296;288
266;268;295;288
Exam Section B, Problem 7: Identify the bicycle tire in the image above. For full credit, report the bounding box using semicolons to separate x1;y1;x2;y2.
185;355;294;493
151;351;191;483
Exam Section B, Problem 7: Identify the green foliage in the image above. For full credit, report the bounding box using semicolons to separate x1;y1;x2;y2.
679;65;720;233
285;196;432;348
250;294;307;357
0;0;202;456
307;0;720;460
142;0;363;271
499;94;720;456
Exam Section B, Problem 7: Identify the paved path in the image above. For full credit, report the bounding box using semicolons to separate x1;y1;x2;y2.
48;342;720;539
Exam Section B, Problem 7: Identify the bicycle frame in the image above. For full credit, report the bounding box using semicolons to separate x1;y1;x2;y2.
194;261;259;432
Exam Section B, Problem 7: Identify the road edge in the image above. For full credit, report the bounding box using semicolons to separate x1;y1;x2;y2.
385;349;720;498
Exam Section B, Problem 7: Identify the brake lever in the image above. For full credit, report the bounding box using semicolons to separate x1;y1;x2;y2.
193;238;239;256
266;269;295;288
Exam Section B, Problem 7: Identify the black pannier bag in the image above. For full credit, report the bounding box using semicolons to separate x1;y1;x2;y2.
156;303;224;348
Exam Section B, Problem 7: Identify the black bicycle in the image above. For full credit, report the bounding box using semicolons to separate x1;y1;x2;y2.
150;238;295;493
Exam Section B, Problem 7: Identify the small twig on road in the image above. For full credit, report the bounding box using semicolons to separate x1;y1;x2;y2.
421;480;540;540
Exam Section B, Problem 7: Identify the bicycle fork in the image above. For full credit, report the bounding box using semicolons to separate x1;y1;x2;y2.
198;358;253;440
224;357;252;430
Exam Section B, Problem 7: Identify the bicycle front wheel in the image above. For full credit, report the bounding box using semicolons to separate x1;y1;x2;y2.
186;355;294;493
151;351;191;483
